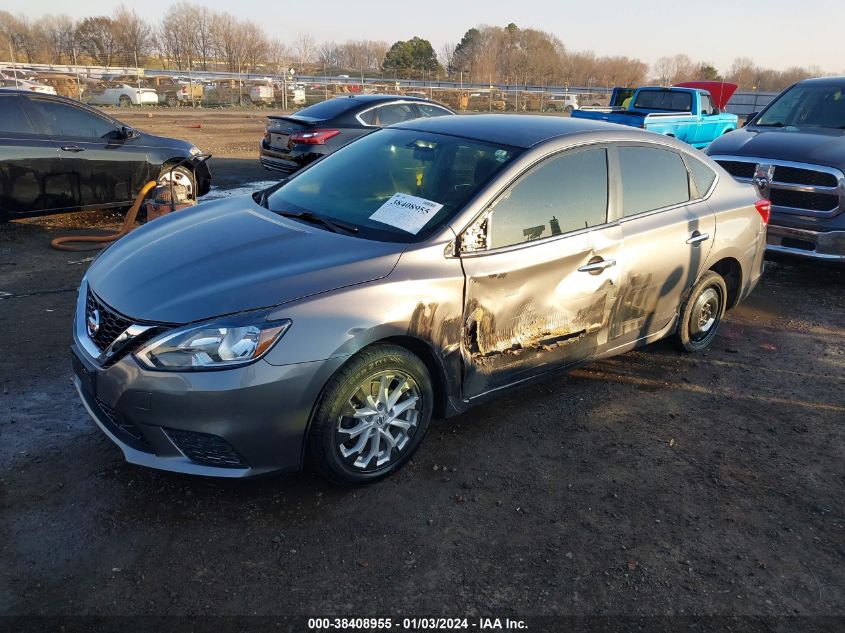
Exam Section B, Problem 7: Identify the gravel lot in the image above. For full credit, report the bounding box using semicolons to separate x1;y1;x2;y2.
0;109;843;626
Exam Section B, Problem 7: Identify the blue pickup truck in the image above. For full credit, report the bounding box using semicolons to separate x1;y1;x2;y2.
571;82;739;149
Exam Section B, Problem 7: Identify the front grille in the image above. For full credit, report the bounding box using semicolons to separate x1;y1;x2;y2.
774;166;839;187
165;428;248;469
84;289;164;365
714;157;843;216
769;189;839;212
86;288;132;353
716;160;756;179
93;396;153;453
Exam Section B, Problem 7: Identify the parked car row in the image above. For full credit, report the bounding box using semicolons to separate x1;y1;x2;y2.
0;73;839;485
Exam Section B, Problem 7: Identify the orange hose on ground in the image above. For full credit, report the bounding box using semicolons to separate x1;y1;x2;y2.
50;181;158;252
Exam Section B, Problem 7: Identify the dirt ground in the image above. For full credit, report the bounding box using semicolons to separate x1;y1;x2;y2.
0;109;843;628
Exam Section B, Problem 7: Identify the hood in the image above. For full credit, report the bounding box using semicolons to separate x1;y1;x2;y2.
86;197;404;323
707;126;845;171
674;81;737;110
135;131;195;152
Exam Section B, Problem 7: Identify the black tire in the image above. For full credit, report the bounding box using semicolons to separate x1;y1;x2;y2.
307;344;433;485
118;95;132;107
565;105;575;114
165;94;179;107
673;270;728;353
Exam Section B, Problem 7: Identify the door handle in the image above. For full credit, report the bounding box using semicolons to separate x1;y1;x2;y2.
578;258;616;273
686;231;710;246
60;145;85;152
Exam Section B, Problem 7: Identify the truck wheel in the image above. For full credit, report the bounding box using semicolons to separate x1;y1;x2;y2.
307;344;433;485
565;105;575;114
118;95;132;107
673;271;727;353
165;94;179;108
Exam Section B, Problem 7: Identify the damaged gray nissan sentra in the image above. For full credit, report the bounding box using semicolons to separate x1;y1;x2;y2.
72;115;767;485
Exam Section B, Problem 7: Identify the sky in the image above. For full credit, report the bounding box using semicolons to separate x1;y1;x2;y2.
6;0;845;74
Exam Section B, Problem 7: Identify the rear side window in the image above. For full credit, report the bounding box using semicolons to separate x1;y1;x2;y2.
488;147;608;249
28;99;117;139
0;96;36;135
619;146;690;216
687;156;718;197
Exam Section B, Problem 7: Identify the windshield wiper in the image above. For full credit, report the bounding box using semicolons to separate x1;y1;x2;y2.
276;210;359;234
754;122;785;127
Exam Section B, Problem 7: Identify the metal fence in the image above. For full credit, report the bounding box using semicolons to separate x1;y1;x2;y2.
0;60;778;115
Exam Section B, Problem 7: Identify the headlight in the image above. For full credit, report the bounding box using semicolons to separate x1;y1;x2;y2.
189;146;202;156
134;313;291;371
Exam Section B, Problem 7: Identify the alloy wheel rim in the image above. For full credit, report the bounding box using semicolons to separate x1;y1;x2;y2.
158;169;194;198
336;371;420;471
690;287;720;341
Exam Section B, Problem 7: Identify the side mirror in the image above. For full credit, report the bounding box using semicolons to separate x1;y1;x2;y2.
743;112;758;127
121;126;138;139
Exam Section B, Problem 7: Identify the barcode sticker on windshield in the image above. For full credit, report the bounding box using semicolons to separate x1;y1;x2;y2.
369;193;444;235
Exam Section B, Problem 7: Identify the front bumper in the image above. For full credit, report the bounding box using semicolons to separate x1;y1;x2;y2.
766;224;845;262
71;340;346;478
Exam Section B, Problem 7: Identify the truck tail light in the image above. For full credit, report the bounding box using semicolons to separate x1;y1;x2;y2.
289;129;341;145
755;199;771;225
181;86;188;94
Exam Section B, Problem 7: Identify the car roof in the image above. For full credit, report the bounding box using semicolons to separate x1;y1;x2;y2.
327;93;439;104
392;114;621;149
795;76;845;86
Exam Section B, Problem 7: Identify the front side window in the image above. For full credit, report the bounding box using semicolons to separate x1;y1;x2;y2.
29;99;118;139
619;146;690;216
486;147;609;249
700;94;713;115
0;96;36;135
265;128;519;242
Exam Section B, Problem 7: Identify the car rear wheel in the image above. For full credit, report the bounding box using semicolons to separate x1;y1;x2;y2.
118;95;132;107
165;94;179;107
673;270;727;352
308;344;433;485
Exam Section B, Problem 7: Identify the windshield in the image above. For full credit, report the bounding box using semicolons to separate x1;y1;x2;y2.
265;128;520;242
756;83;845;129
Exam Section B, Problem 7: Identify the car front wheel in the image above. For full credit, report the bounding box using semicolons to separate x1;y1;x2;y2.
673;270;727;352
308;344;433;485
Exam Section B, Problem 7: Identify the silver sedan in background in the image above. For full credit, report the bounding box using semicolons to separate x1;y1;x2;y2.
72;115;767;485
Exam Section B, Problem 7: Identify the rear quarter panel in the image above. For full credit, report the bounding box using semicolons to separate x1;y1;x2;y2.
704;177;766;301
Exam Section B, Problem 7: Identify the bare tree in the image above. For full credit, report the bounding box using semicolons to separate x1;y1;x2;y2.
113;6;153;65
76;16;119;67
439;42;456;73
293;33;315;69
39;14;76;63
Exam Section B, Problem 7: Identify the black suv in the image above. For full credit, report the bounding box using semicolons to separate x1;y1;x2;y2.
0;91;211;221
259;94;454;175
707;76;845;262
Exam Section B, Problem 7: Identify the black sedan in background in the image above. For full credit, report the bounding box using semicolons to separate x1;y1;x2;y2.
0;91;210;221
259;94;454;175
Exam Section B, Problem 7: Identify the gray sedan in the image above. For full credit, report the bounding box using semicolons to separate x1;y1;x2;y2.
72;115;767;484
